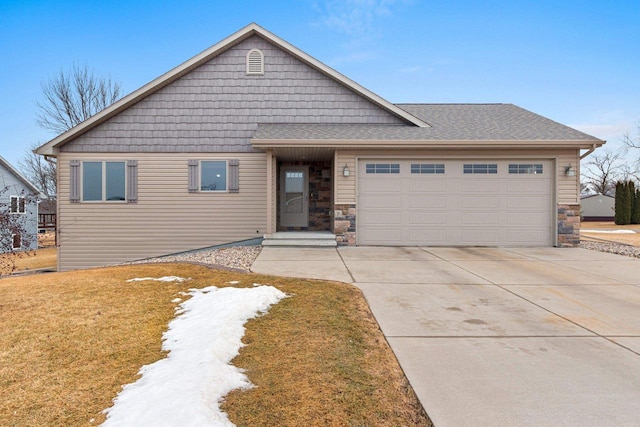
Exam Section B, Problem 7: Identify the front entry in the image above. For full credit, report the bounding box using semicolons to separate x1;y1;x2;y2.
280;166;309;227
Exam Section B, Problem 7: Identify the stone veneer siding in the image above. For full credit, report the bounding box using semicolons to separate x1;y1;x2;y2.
277;161;332;231
557;204;580;247
333;204;356;246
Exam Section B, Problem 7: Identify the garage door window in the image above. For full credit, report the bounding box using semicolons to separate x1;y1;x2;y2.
411;163;445;174
509;164;543;174
463;164;497;174
366;163;400;174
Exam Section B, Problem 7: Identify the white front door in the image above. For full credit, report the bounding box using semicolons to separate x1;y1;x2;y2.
280;167;309;227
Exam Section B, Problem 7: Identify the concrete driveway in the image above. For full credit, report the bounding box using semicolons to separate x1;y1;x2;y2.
251;246;640;427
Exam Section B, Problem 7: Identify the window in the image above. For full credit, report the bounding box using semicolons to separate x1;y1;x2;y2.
12;233;21;250
10;196;26;214
411;163;445;174
82;161;126;201
366;163;400;174
509;164;543;174
463;164;497;174
246;49;264;75
200;161;227;191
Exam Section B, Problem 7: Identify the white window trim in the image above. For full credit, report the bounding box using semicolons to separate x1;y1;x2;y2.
11;233;21;250
81;161;127;203
9;196;26;214
199;160;229;193
246;49;264;75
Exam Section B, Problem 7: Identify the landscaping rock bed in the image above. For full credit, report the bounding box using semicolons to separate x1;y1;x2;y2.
580;241;640;259
130;245;263;272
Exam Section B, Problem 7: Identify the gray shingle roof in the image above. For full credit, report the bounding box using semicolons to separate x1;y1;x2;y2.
254;104;603;142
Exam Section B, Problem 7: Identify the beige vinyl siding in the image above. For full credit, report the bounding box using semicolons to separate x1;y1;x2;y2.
335;148;580;205
57;152;267;271
334;151;357;204
556;151;580;204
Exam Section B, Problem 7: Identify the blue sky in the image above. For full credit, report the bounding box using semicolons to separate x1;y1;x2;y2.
1;0;638;167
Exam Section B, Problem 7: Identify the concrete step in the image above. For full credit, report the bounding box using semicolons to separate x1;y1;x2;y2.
262;238;337;247
262;231;337;247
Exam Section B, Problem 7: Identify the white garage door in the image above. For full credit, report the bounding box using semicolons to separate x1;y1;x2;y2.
358;160;553;246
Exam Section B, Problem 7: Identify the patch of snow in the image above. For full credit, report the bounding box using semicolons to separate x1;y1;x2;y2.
582;229;636;234
227;281;240;285
126;276;190;283
171;298;182;303
102;285;287;427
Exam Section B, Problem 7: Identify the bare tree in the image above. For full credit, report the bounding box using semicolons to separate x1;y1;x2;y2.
581;148;624;195
19;142;56;199
36;64;122;134
623;124;640;149
21;64;122;199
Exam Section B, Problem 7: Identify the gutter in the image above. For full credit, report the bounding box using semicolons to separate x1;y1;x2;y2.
580;143;601;160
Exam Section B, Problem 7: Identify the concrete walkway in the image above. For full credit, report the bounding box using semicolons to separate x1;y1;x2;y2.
252;246;640;427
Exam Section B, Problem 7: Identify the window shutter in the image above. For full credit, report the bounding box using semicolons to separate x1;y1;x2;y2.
70;160;80;202
188;160;198;192
229;159;239;193
127;160;138;203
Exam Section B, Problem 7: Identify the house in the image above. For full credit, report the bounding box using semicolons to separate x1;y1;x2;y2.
0;155;41;252
581;194;615;221
36;23;604;271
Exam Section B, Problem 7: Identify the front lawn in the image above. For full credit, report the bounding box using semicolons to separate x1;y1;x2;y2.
0;263;430;426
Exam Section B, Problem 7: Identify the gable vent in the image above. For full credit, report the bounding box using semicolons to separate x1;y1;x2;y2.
246;49;264;75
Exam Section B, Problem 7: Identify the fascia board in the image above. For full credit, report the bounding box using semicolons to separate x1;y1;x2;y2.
251;139;606;150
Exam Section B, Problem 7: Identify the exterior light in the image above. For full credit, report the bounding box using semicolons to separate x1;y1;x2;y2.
343;164;350;177
565;164;576;177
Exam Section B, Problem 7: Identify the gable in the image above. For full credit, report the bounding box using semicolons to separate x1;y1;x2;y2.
0;157;41;196
60;35;406;153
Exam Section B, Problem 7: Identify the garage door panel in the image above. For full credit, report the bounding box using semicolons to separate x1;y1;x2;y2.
405;228;448;244
360;194;402;208
359;179;400;193
407;212;448;225
505;228;549;245
361;211;403;225
506;195;549;209
462;179;501;192
461;228;501;245
358;159;553;246
461;196;500;209
461;213;501;225
506;213;549;226
409;196;447;209
406;179;448;192
359;228;404;244
507;179;550;193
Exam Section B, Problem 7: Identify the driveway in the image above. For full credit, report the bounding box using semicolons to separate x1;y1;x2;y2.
251;246;640;427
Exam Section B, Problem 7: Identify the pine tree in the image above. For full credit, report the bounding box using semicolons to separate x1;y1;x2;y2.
622;181;632;224
632;187;640;225
615;181;631;225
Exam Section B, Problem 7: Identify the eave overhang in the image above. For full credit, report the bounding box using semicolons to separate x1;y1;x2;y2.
251;138;605;151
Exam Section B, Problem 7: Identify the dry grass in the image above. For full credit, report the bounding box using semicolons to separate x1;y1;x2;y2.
4;248;57;272
0;263;430;427
0;232;57;276
581;221;640;246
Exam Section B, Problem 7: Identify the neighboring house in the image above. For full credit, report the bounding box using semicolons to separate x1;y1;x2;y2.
38;199;57;231
581;194;615;221
0;155;41;252
36;23;605;271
